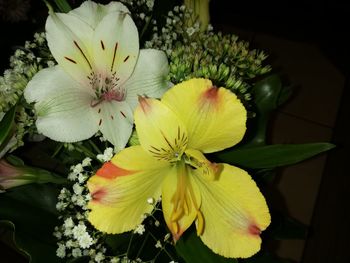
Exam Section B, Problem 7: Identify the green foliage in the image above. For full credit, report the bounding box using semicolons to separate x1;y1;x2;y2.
167;32;271;103
53;0;72;12
0;184;62;263
176;228;238;263
214;143;335;169
0;106;15;147
245;75;283;146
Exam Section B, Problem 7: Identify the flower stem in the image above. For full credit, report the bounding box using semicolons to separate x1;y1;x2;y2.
74;144;96;160
88;139;102;154
126;232;134;257
136;232;149;258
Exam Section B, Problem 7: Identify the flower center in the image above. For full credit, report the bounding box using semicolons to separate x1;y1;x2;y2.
89;72;125;107
170;161;204;239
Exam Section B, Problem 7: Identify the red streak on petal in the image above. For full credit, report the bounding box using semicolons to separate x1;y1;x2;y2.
248;224;261;236
138;96;151;113
91;188;107;202
200;86;221;109
96;161;134;179
203;86;219;101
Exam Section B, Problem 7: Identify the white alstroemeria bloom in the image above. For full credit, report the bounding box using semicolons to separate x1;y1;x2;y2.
24;1;169;150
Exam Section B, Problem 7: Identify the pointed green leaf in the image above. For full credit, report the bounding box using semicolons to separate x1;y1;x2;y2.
214;143;335;169
0;106;16;147
176;229;238;263
54;0;71;12
0;184;61;263
6;154;25;166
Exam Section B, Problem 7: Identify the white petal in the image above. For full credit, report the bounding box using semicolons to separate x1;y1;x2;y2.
46;12;94;86
24;66;93;102
24;67;99;142
124;49;170;110
69;1;129;29
92;11;139;84
96;101;133;151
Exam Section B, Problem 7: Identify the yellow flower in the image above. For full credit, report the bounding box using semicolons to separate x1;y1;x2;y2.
87;78;270;258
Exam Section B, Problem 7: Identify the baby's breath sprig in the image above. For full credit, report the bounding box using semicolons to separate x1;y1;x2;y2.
0;32;54;113
0;32;55;152
119;0;155;39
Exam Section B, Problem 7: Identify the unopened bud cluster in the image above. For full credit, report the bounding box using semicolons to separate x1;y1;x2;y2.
145;5;271;104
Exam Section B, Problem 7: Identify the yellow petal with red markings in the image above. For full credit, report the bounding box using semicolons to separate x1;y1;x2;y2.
192;164;270;258
184;148;221;181
87;145;169;233
134;97;188;162
161;78;247;153
162;162;202;241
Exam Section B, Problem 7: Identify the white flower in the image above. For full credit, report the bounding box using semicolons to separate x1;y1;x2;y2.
64;228;73;237
72;248;82;257
68;172;78;181
78;173;88;183
73;164;84;174
95;252;105;263
133;224;145;235
147;197;155;205
56;243;66;258
66;240;75;248
56;201;67;211
82;157;92;167
76;195;87;207
146;0;154;9
73;183;84;195
72;223;86;236
53;231;62;239
155;240;162;248
24;1;169;150
97;147;114;162
64;217;74;228
110;258;120;263
78;233;94;249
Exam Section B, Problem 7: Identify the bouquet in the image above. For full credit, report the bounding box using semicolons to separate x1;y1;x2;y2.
0;0;334;262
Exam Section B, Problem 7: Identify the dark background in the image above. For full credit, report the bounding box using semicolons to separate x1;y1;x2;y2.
1;0;349;262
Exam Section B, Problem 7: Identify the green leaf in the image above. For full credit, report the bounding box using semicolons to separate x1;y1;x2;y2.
214;143;335;169
6;154;25;166
54;0;71;12
0;106;16;147
0;184;62;263
0;220;28;258
245;75;282;147
176;228;238;263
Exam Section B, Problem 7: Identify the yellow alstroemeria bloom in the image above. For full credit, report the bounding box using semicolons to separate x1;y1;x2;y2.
87;78;271;258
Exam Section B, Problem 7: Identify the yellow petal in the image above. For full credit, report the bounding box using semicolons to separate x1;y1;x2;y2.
87;146;169;234
134;97;188;162
192;164;270;258
161;78;247;153
162;162;202;241
184;148;221;181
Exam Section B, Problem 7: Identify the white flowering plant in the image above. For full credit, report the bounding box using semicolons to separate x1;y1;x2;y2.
0;0;334;263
